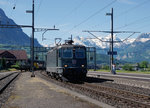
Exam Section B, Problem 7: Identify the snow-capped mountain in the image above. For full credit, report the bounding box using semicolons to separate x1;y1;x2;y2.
74;33;150;63
134;33;150;43
73;35;135;49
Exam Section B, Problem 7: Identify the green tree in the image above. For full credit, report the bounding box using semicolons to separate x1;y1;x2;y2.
123;64;133;71
1;58;6;69
0;59;2;69
102;65;110;70
140;61;149;70
148;64;150;71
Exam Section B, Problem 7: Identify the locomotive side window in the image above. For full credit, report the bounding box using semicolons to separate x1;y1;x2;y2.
62;48;73;58
58;49;62;57
75;48;85;58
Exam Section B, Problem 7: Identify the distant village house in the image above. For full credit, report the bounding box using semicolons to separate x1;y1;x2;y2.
0;50;28;68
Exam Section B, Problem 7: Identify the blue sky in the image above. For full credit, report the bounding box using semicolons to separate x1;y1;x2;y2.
0;0;150;46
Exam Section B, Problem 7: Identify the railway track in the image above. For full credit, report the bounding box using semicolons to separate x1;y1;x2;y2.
85;83;150;101
73;83;150;108
0;72;20;94
40;71;150;108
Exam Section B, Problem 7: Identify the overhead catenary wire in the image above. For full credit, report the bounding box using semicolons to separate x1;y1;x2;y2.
60;0;117;37
11;0;18;10
84;30;138;43
0;0;13;23
38;0;88;41
73;0;117;28
115;15;150;30
88;0;150;31
56;0;88;25
116;0;150;17
135;23;150;31
113;0;150;32
35;0;44;17
5;0;18;25
122;32;135;42
87;31;104;42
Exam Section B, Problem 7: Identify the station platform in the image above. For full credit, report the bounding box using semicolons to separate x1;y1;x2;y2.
88;71;150;81
2;72;106;108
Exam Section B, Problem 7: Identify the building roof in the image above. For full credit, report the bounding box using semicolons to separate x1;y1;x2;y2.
0;50;28;60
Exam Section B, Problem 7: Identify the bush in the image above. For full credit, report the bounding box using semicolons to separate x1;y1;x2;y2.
11;61;20;69
140;61;149;70
102;65;110;70
11;64;20;69
1;58;6;69
123;64;133;71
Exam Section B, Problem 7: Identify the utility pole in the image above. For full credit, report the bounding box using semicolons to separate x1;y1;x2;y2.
83;8;139;74
0;1;59;77
31;0;35;77
106;8;115;74
26;0;59;77
109;38;111;71
94;47;96;71
26;0;35;77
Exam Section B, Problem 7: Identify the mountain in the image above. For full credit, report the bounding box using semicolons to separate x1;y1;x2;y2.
74;35;134;49
73;33;150;63
117;33;150;63
0;8;41;47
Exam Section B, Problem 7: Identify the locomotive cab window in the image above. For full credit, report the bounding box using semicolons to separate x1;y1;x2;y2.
58;49;62;57
75;48;85;58
62;48;73;58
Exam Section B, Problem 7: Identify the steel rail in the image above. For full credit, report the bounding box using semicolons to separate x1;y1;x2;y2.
40;71;150;107
0;72;19;94
0;73;16;81
85;83;150;100
68;83;150;108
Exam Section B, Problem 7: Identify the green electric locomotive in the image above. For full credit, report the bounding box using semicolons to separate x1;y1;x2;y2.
46;40;87;81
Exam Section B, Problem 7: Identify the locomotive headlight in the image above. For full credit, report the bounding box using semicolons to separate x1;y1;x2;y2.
81;65;84;67
64;65;68;67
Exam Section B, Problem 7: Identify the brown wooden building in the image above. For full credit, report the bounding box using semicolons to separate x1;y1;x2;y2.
0;50;28;61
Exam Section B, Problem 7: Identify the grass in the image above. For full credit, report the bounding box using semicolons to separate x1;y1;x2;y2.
89;69;150;74
89;69;110;72
116;70;150;74
0;68;18;72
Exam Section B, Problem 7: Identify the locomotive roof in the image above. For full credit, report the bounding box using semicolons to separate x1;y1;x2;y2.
47;44;85;54
59;44;85;48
